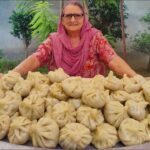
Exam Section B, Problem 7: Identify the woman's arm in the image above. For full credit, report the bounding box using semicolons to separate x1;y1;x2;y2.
108;55;137;77
93;31;136;77
13;35;52;76
12;54;40;76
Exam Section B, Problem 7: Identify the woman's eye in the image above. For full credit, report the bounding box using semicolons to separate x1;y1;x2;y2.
63;13;83;20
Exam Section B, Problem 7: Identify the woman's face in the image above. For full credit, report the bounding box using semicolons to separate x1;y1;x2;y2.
62;4;84;33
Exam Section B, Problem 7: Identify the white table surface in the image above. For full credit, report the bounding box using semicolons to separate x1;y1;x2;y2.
0;139;150;150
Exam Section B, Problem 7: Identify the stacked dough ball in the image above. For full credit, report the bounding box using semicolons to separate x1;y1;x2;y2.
0;69;150;149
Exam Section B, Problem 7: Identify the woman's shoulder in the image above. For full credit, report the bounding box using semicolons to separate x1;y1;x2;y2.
48;32;59;38
93;29;103;38
91;29;103;43
42;32;58;44
47;32;61;43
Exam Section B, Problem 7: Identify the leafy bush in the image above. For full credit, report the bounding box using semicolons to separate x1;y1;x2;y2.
131;11;150;71
30;1;58;42
0;59;20;73
37;66;48;74
0;58;48;74
9;7;33;57
132;32;150;54
9;11;33;41
104;34;116;48
0;49;4;59
87;0;128;40
132;11;150;54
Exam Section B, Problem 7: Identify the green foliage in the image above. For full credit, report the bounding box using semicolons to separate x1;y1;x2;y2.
132;32;150;55
87;0;128;41
0;58;48;74
0;49;4;59
104;34;116;47
16;0;35;11
132;11;150;55
141;11;150;24
0;59;20;73
131;11;150;72
37;66;48;74
9;8;33;49
30;1;58;42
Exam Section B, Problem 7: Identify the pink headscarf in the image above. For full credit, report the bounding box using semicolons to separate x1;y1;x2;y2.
50;5;99;76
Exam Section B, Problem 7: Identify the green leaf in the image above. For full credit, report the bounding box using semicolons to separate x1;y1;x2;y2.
30;1;58;42
30;12;41;25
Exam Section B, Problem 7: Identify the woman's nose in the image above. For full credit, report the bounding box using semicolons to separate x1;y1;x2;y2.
70;16;75;21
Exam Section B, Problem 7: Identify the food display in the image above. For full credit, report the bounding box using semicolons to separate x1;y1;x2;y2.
59;123;92;150
30;117;59;148
0;69;150;149
8;116;31;144
92;123;118;149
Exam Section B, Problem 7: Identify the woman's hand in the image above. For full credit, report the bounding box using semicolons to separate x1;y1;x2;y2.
0;73;3;78
108;55;137;77
12;54;40;76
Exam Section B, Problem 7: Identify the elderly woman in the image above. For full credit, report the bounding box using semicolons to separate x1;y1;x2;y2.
13;1;136;77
